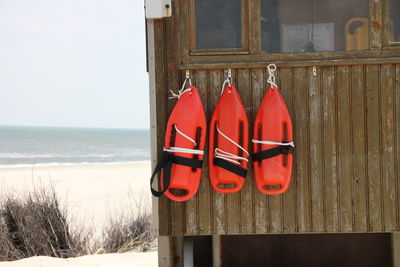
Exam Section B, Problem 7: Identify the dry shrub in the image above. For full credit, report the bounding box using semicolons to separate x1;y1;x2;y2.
0;186;89;261
100;195;154;253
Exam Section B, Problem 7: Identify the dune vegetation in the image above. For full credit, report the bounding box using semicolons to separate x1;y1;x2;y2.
0;185;154;261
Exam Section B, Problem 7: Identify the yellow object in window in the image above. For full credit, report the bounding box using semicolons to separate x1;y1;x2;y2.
345;18;369;51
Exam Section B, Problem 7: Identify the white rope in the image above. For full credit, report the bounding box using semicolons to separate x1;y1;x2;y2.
174;125;196;145
169;88;192;99
169;76;193;99
215;148;248;165
252;139;295;147
164;147;204;155
164;125;204;155
214;124;249;165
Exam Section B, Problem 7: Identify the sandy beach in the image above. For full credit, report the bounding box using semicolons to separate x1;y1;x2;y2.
0;161;157;266
0;251;158;267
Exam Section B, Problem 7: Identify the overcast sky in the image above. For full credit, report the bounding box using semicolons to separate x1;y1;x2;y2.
0;0;149;129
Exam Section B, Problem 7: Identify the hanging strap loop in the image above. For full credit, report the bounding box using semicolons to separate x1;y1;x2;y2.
150;124;204;197
150;151;203;197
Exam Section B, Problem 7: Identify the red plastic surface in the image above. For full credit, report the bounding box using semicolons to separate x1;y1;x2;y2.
162;86;207;201
209;84;249;193
252;86;293;195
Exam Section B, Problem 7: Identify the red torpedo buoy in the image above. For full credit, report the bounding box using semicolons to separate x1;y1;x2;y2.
209;82;249;194
252;84;294;195
150;84;207;202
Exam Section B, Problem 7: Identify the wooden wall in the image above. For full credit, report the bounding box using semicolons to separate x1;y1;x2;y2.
152;19;400;236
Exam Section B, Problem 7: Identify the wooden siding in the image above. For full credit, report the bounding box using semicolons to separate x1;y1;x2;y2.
152;19;400;236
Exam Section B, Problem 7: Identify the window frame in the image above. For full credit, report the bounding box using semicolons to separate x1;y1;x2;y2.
383;0;400;48
176;0;400;69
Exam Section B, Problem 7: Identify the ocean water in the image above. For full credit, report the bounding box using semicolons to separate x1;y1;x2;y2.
0;126;150;167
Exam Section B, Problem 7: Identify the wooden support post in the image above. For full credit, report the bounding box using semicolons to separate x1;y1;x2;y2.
146;18;159;237
158;236;172;267
212;235;222;267
173;236;184;267
158;236;185;267
392;233;400;267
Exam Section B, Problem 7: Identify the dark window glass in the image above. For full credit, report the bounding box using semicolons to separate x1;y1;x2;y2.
389;0;400;42
195;0;241;49
261;0;369;53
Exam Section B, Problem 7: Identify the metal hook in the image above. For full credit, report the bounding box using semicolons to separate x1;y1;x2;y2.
267;64;277;72
226;68;232;86
221;69;233;95
180;70;192;91
267;64;278;89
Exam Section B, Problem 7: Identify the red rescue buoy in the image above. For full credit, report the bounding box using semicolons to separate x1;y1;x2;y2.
150;81;207;201
252;64;294;195
209;78;249;194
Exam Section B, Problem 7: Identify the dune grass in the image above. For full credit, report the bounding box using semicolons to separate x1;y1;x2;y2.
0;185;154;261
99;193;154;254
0;185;90;261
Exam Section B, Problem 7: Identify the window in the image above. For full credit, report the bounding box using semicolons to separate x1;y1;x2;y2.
179;0;400;65
195;0;242;49
389;0;400;43
190;0;248;54
261;0;370;53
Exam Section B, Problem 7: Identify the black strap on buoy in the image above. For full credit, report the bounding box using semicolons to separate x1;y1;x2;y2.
252;145;293;162
150;151;203;197
213;158;247;178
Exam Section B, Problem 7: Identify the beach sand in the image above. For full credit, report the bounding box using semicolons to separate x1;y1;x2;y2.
0;251;158;267
0;161;157;267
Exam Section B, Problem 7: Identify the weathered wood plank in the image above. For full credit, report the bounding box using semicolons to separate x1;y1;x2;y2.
210;70;226;235
252;68;269;234
322;66;339;232
308;66;324;232
392;233;400;267
237;68;253;234
166;16;185;236
293;67;311;232
365;64;383;232
380;64;397;231
195;69;212;235
184;70;199;236
154;19;170;236
396;64;400;231
337;66;353;232
181;53;400;71
269;68;283;233
280;67;297;233
225;68;241;234
350;65;368;232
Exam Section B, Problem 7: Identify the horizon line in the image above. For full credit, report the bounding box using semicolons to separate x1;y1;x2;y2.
0;124;150;131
